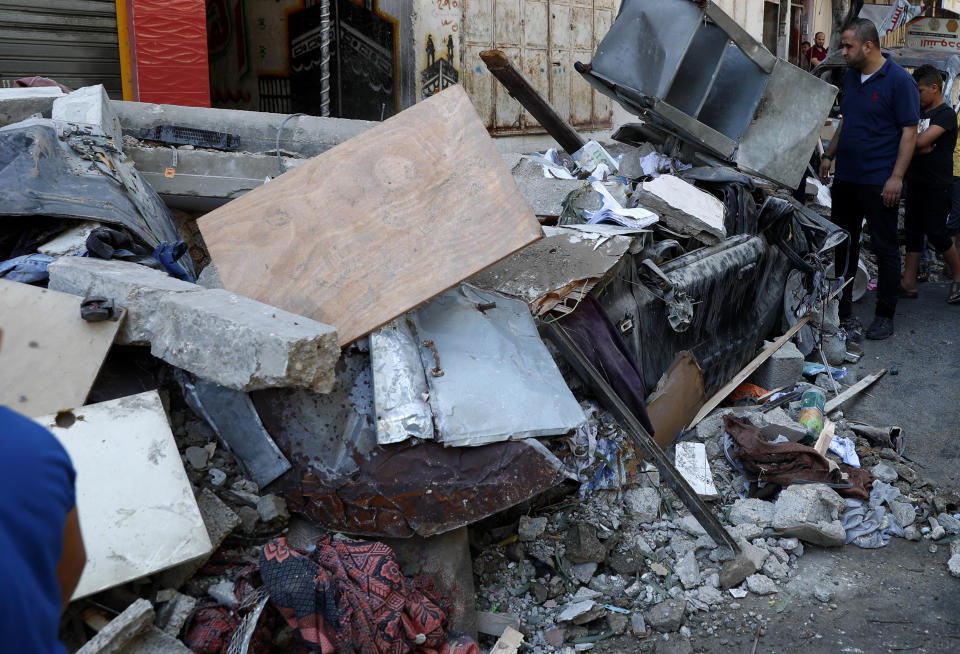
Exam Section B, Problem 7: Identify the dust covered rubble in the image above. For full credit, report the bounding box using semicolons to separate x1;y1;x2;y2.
470;397;959;652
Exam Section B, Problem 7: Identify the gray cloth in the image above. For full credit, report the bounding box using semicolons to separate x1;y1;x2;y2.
841;481;906;548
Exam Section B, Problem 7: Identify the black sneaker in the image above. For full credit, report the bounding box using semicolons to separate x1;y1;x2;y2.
840;316;864;342
865;316;894;340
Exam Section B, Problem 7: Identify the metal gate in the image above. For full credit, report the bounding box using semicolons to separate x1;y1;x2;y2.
462;0;616;134
0;1;122;97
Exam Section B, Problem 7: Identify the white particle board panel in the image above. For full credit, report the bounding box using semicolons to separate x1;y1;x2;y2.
34;391;212;599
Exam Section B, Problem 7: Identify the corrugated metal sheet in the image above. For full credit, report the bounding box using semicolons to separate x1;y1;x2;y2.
0;0;122;97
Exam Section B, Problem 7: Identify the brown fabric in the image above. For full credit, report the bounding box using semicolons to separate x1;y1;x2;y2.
724;415;873;501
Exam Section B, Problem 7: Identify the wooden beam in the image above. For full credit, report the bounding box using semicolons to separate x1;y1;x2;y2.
824;368;888;414
480;50;587;155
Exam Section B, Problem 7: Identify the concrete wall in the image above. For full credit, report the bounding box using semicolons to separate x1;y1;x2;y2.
715;0;766;40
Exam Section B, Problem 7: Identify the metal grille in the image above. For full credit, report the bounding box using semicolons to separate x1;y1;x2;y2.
259;75;293;114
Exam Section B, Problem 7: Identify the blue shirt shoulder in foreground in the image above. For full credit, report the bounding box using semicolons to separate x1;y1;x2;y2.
0;406;76;654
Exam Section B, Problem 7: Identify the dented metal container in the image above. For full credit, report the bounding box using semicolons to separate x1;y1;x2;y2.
575;0;838;189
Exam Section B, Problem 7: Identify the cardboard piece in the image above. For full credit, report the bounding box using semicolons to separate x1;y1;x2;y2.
645;351;706;447
0;280;124;417
34;391;212;599
198;86;543;346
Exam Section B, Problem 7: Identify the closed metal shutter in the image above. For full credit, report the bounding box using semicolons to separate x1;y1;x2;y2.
0;0;122;97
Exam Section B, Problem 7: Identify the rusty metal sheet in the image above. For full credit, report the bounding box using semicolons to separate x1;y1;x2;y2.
252;345;571;539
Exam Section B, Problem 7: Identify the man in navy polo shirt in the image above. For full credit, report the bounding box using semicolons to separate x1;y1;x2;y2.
819;18;919;340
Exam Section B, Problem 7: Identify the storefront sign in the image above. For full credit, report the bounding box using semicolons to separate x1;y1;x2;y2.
906;17;960;52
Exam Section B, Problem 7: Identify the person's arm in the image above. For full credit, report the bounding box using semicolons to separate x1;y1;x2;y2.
819;120;841;182
56;507;85;612
882;125;918;207
915;124;945;154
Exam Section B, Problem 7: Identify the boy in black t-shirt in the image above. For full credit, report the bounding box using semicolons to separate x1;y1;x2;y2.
902;65;960;303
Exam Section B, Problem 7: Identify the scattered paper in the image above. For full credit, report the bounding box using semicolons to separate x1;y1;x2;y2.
524;149;576;179
584;181;659;230
573;140;620;174
637;152;693;178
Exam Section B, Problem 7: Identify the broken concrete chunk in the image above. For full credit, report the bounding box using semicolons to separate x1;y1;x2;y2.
196;263;224;289
48;257;200;345
675;550;701;590
729;498;776;528
75;598;154;654
938;513;960;535
640;175;726;243
890;501;916;528
757;407;809;443
545;626;566;647
184;446;209;470
207;581;239;607
738;539;770;571
38;221;101;256
624;487;661;523
870;462;899;484
476;611;522;637
761;556;789;580
557;600;597;623
674;442;718;499
949;541;960;578
748;339;803;391
154;591;198;637
564;524;607;564
745;573;778;595
518;515;548;541
719;555;758;589
151;288;339;393
52;84;123;146
630;612;648;636
644;599;687;632
256;494;289;522
772;483;847;547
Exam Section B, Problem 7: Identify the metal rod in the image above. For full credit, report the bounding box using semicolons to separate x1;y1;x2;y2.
479;49;586;155
320;0;331;117
545;322;740;554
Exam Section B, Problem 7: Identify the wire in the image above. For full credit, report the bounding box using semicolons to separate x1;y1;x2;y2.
275;113;305;174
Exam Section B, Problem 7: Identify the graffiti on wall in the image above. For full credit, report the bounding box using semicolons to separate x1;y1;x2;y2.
420;34;458;99
415;0;462;101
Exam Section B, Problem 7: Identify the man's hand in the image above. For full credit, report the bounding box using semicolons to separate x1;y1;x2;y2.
819;156;832;183
881;175;903;207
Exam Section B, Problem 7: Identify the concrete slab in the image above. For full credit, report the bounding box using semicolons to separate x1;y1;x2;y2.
34;392;212;599
53;85;123;147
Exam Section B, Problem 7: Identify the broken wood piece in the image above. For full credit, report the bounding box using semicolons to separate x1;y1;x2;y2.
813;419;836;456
674;441;719;499
688;278;852;430
480;50;586;155
199;85;543;346
491;626;524;654
0;280;124;417
824;368;888;414
476;611;522;637
35;391;212;600
646;351;706;447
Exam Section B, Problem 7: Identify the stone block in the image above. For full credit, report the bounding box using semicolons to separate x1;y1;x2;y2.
890;501;916;528
738;539;769;571
949;541;960;578
624;487;662;523
870;463;898;484
151;288;339;392
772;483;847;546
53;84;123;146
564;524;607;563
745;574;778;595
728;498;775;528
719;554;758;589
48;257;201;345
748;340;803;391
757;407;809;443
675;550;701;590
76;598;154;654
644;599;687;632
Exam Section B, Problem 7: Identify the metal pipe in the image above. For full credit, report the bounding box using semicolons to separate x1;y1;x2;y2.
320;0;331;117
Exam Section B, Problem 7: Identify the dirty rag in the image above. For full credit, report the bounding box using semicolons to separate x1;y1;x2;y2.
828;435;861;468
723;415;873;501
841;481;906;548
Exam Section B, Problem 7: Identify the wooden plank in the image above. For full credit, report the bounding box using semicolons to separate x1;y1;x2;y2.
824;368;888;414
813;419;836;456
0;280;123;417
34;391;212;600
688;279;852;430
198;86;543;346
646;351;705;447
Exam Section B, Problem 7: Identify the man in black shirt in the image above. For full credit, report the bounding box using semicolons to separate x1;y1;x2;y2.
901;64;960;303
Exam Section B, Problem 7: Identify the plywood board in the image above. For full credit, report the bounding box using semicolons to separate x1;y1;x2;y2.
0;279;123;417
198;85;543;346
33;391;212;599
646;351;705;447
